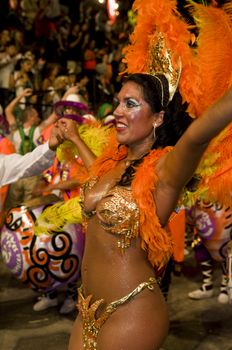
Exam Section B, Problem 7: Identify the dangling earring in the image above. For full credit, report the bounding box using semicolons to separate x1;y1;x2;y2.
153;123;157;139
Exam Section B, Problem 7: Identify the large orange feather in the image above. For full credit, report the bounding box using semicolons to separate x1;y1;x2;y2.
123;0;201;115
187;2;232;116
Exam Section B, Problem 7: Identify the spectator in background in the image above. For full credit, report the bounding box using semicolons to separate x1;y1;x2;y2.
44;0;62;20
35;0;53;40
41;62;61;92
5;88;58;154
111;45;124;93
67;69;78;88
83;38;97;108
41;62;61;117
0;29;11;52
74;73;89;104
12;29;26;53
56;16;71;63
20;0;38;31
0;40;22;108
66;23;83;74
48;75;69;105
3;86;56;211
9;56;34;100
96;52;113;97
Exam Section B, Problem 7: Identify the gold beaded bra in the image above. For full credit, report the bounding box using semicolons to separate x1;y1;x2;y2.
97;186;139;250
80;145;173;268
81;178;140;251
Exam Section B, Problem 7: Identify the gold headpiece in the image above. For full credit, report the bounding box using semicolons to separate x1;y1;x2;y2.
146;32;182;105
124;31;182;106
122;0;192;107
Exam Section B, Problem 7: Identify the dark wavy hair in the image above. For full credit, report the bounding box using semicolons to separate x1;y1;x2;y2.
118;73;193;186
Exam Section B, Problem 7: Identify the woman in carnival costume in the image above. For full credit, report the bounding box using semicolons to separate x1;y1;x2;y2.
35;0;232;349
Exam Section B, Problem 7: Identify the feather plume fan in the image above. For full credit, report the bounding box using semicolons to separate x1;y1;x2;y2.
182;2;232;207
123;0;201;115
186;2;232;117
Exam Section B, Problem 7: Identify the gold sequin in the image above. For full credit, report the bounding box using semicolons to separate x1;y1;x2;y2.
81;178;140;252
97;186;139;252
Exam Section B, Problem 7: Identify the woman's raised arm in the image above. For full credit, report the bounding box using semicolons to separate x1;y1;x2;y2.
156;87;232;225
57;118;97;170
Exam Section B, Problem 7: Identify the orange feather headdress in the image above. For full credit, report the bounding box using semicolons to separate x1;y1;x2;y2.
123;0;200;108
123;0;232;117
123;0;232;207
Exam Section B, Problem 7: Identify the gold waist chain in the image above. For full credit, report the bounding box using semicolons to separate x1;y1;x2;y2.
77;277;157;350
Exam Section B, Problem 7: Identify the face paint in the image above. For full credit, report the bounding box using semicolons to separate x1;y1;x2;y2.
122;98;142;110
113;81;157;146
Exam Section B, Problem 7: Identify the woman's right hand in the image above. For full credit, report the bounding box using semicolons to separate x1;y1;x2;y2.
57;118;80;143
57;117;96;170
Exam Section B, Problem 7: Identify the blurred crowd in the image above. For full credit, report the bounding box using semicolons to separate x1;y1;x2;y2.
0;0;133;119
0;1;134;313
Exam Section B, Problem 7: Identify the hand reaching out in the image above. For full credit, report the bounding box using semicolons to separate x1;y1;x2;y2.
48;118;80;150
48;123;65;150
57;118;80;143
55;117;96;169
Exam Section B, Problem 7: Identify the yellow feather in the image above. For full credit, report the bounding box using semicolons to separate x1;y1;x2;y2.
34;196;83;236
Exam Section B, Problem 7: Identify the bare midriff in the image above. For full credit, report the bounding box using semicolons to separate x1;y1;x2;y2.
81;215;160;305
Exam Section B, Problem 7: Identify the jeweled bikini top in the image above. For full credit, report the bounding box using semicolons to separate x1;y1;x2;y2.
81;177;139;251
81;145;173;267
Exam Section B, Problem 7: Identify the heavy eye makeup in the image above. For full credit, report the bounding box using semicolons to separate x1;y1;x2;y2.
125;98;141;108
115;97;142;110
